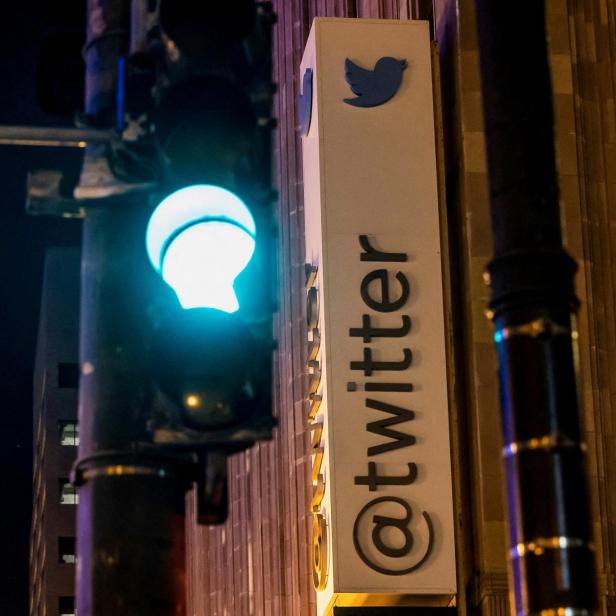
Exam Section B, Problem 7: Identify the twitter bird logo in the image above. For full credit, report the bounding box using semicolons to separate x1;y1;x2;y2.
343;57;408;108
298;67;313;136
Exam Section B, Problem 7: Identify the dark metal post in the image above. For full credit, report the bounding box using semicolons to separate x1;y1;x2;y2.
74;1;188;614
473;2;597;614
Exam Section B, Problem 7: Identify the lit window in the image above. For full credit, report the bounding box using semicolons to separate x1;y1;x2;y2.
59;596;75;616
59;421;79;447
59;537;76;564
59;479;78;505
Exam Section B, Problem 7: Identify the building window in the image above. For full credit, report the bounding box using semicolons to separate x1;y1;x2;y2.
59;596;75;616
59;479;78;505
59;421;79;447
58;362;79;388
59;537;76;564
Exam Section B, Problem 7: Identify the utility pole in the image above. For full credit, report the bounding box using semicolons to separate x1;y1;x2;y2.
72;1;188;614
474;2;597;614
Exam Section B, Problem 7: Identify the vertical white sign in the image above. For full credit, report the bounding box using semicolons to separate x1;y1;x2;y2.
300;18;456;613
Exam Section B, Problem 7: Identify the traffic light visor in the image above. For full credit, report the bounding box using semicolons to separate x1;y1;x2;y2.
146;185;256;312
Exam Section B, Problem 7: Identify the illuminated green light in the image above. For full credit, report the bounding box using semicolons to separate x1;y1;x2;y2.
146;185;256;312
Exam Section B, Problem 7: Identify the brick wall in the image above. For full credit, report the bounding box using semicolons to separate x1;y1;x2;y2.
566;1;616;612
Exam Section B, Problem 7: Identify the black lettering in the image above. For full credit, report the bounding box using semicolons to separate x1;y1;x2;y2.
365;382;413;392
366;398;416;456
359;235;407;262
361;269;410;312
350;347;412;376
349;314;411;342
345;382;414;392
307;287;318;328
372;505;414;558
305;263;318;288
353;497;435;575
354;461;418;491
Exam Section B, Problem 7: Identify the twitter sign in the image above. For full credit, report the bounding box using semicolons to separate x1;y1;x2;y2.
300;17;456;610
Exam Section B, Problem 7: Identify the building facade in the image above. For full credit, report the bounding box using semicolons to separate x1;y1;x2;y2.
185;1;616;615
30;249;80;616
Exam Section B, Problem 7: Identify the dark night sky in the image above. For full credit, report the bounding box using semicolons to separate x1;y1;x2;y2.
0;4;82;613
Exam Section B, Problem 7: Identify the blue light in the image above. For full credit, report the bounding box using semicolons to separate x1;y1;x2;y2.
146;185;256;312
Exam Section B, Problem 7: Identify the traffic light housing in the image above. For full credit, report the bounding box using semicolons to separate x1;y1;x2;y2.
136;1;277;454
32;0;282;525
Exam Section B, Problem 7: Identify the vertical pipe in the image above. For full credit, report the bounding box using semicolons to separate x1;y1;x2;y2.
75;1;187;614
473;1;597;614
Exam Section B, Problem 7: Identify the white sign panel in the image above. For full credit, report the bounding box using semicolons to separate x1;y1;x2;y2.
300;18;456;612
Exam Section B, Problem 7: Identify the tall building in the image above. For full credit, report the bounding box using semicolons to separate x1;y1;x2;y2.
30;249;80;616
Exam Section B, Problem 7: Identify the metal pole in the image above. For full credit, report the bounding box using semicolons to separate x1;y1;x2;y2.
74;1;188;614
473;2;597;614
0;125;114;147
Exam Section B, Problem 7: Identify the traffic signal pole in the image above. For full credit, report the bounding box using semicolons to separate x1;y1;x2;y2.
73;1;188;614
76;203;188;616
473;2;597;614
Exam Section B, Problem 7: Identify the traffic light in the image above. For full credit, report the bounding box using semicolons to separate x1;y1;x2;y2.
137;0;277;464
19;5;277;610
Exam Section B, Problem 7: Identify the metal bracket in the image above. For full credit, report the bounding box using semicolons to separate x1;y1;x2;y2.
26;170;84;218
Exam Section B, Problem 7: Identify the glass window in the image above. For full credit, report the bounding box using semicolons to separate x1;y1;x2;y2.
59;596;75;616
59;479;78;505
59;421;79;447
59;537;76;564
